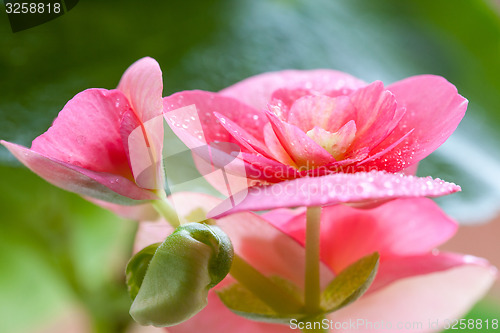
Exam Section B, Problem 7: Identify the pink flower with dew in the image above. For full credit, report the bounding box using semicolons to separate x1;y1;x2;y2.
135;192;496;333
162;71;465;215
1;57;164;219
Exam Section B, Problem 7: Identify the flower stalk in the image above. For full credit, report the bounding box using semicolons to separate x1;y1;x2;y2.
305;206;322;314
152;190;180;227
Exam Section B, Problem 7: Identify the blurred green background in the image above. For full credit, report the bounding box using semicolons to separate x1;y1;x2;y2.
1;0;499;332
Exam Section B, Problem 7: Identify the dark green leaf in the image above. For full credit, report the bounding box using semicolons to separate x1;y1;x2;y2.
216;276;304;324
321;252;379;313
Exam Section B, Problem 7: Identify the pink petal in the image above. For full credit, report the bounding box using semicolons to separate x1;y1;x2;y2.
121;110;164;189
401;163;419;175
347;81;404;153
364;75;468;172
266;111;337;168
166;103;278;196
168;121;295;189
133;220;174;254
271;198;458;273
2;141;158;204
220;210;334;289
163;91;268;150
330;263;496;333
270;88;313;118
263;123;296;166
213;112;271;157
31;88;132;177
164;104;209;150
287;95;353;133
85;197;159;221
118;58;164;188
190;146;251;213
208;171;461;218
164;102;252;200
357;129;414;168
301;152;370;178
117;57;163;122
261;207;307;228
189;149;254;197
220;69;366;111
369;252;492;294
238;152;301;182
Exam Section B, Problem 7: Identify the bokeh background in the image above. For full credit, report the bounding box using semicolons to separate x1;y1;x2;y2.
1;0;499;332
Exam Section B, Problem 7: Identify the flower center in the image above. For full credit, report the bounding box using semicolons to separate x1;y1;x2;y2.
306;120;356;160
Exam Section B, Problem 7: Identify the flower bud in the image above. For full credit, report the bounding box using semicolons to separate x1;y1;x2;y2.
126;242;160;301
127;223;233;327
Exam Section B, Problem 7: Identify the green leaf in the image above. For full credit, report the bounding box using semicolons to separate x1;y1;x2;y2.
320;252;379;313
129;223;233;327
218;254;379;325
216;276;305;324
125;242;160;301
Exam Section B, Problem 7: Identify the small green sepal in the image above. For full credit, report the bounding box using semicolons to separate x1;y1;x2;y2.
216;252;379;324
320;252;379;313
216;276;304;324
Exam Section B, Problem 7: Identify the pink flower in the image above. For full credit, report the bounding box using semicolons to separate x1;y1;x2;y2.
1;57;164;218
269;199;496;333
163;71;464;214
135;192;496;333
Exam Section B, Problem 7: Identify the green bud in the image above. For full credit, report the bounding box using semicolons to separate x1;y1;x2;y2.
127;223;233;327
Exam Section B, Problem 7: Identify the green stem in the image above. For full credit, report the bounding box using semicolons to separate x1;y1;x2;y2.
304;206;322;314
230;254;303;314
152;191;180;227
